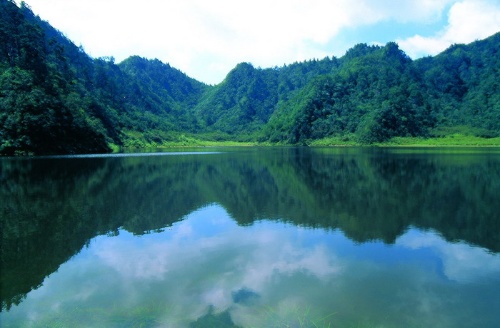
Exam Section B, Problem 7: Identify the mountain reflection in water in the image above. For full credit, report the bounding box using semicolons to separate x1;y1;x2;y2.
1;147;499;327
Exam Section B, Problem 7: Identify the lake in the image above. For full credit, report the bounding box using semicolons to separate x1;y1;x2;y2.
1;147;499;327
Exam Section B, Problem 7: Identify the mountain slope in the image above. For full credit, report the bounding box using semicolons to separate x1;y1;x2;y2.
193;57;339;137
261;37;499;143
1;0;499;155
0;1;209;153
415;33;500;134
0;0;111;155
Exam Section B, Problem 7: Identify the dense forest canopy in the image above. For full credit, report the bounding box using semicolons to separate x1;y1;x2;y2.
0;0;499;155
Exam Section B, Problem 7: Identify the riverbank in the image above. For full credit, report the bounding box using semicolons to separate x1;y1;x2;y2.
111;134;500;153
308;134;500;147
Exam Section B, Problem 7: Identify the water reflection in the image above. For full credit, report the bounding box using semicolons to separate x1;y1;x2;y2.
1;147;500;326
2;204;499;327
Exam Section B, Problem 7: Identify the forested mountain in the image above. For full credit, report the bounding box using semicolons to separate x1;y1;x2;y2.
263;39;500;143
0;0;207;154
0;0;499;155
264;43;433;143
193;58;338;137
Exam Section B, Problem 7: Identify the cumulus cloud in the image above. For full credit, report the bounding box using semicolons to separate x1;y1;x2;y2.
6;204;499;327
398;229;500;282
89;205;343;325
21;0;480;83
398;0;500;58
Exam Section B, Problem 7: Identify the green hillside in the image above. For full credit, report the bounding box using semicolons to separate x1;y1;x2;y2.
263;40;499;144
1;0;499;155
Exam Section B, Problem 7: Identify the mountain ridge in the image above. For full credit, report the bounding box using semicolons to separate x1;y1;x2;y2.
1;0;499;155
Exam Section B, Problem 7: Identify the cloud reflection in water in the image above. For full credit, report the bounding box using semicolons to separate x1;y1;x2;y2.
3;204;500;327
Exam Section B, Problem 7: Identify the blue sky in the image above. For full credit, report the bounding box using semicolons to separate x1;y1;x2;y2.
19;0;500;84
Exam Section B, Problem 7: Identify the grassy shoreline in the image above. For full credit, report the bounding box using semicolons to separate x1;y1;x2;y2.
112;134;500;152
309;134;500;147
375;135;500;147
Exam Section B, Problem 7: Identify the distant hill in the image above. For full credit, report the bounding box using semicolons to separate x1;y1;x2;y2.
1;0;499;155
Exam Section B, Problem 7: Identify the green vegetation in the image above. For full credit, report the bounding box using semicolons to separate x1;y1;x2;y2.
309;134;500;147
1;0;499;155
379;135;500;147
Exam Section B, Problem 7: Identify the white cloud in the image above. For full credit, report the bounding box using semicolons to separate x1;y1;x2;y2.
88;206;343;325
399;0;500;58
18;0;499;83
398;229;500;282
5;205;499;327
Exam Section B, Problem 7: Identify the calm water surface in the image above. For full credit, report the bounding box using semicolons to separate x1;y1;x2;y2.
1;147;499;327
